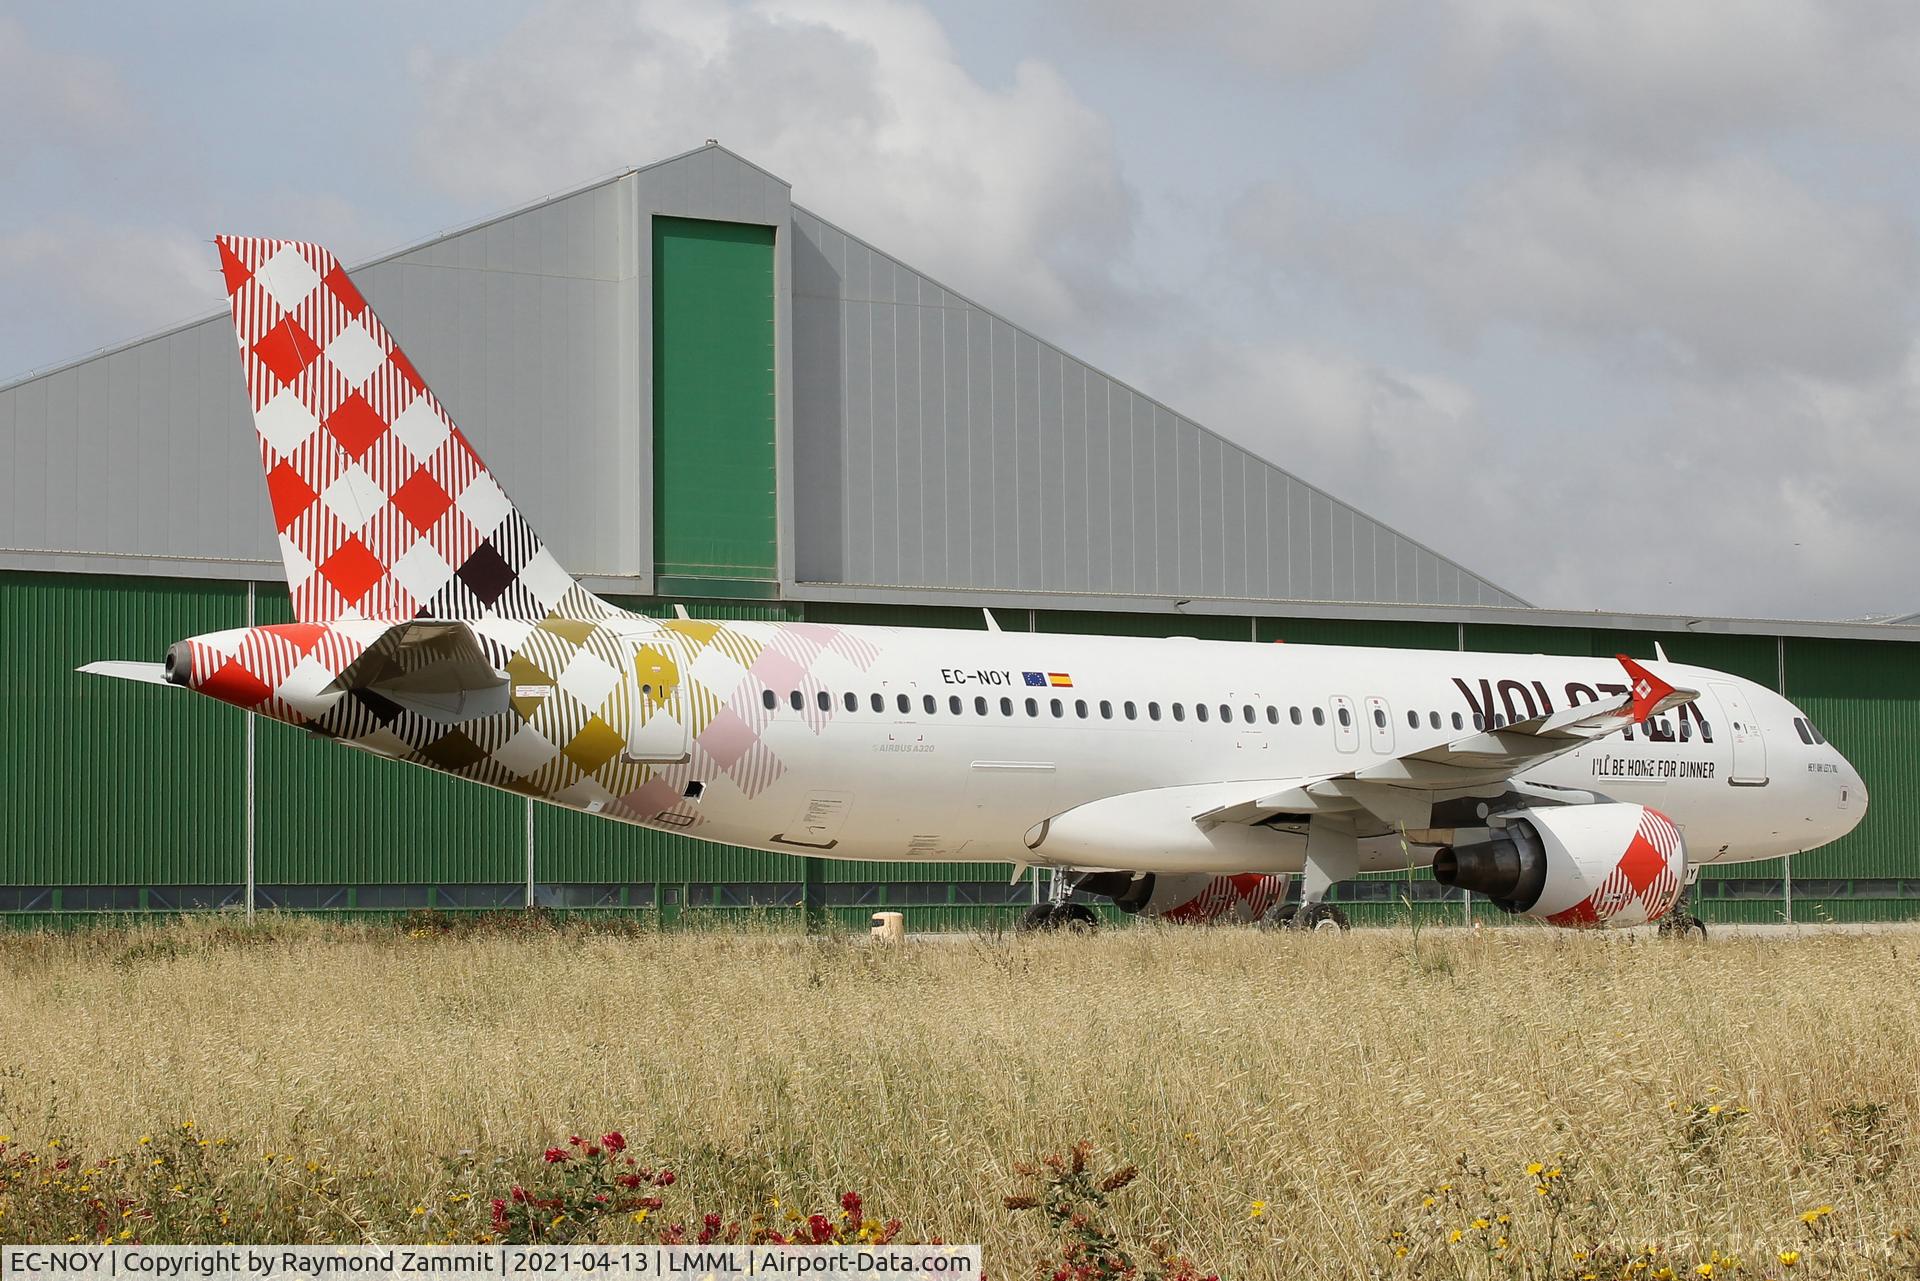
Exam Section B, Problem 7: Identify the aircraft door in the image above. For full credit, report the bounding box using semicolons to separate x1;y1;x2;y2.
1364;696;1394;754
624;630;693;763
1329;695;1360;753
1709;682;1768;786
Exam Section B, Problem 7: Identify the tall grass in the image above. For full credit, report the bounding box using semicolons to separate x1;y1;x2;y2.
0;917;1916;1276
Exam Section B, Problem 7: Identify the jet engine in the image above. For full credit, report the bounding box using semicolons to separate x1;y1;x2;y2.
1431;803;1686;928
1075;871;1287;924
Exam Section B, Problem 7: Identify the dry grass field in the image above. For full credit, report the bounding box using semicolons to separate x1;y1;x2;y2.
1;916;1917;1278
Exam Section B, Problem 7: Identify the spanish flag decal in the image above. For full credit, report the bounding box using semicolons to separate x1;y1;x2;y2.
1047;672;1073;688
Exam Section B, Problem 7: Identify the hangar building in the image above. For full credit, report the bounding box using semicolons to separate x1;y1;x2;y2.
3;143;1916;927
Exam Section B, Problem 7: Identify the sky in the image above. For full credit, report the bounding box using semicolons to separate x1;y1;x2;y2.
5;0;1918;621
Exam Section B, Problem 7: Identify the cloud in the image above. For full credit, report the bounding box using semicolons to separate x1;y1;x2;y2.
1061;0;1410;78
413;0;1133;334
1434;0;1920;155
1236;153;1918;384
0;17;133;174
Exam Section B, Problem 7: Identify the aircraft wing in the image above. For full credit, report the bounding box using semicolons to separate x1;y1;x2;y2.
1195;656;1698;831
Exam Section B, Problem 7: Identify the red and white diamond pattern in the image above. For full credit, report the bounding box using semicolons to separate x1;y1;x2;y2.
218;235;577;625
1548;806;1687;928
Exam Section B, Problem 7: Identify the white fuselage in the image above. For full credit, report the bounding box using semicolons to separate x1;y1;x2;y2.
623;625;1867;876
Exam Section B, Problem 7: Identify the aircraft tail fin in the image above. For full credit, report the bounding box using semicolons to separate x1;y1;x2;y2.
215;236;605;625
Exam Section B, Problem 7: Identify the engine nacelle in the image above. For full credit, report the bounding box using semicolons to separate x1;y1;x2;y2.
1076;871;1287;924
1432;803;1686;928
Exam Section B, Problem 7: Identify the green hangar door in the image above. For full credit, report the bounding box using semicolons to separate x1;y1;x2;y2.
652;216;778;591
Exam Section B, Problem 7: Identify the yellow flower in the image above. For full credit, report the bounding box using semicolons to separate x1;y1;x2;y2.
1249;1200;1267;1219
138;1136;151;1146
1653;1269;1675;1281
1449;1229;1464;1244
1495;1237;1510;1248
1696;1265;1713;1277
1471;1218;1491;1231
412;1206;427;1217
180;1121;194;1131
632;1209;650;1224
1422;1196;1436;1209
1707;1104;1722;1115
1526;1162;1545;1176
1778;1250;1800;1268
1800;1205;1834;1225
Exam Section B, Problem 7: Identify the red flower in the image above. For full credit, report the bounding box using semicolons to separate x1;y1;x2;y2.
544;1148;569;1164
807;1214;834;1244
616;1174;642;1190
510;1186;528;1203
490;1199;509;1231
640;1196;664;1211
840;1191;862;1219
601;1132;626;1152
585;1146;601;1159
569;1135;586;1147
654;1170;677;1186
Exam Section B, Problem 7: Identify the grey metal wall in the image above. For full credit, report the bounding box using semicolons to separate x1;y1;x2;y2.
788;207;1524;608
0;175;645;585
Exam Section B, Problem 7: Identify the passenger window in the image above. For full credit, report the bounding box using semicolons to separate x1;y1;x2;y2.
1243;704;1256;723
1099;700;1113;719
1000;696;1013;716
947;695;961;715
897;694;911;714
1373;708;1386;728
1050;698;1064;718
1290;707;1302;725
762;689;777;711
1407;710;1419;729
1218;704;1232;723
1074;699;1089;719
923;694;937;714
1473;713;1485;730
1266;706;1279;725
1430;711;1441;729
1679;718;1691;742
1124;701;1138;720
1148;702;1162;721
1172;703;1186;722
1196;704;1210;723
817;690;831;712
843;691;857;712
871;693;884;713
1025;697;1039;717
789;690;803;711
975;696;988;716
1337;707;1351;727
1453;712;1464;730
1312;707;1325;726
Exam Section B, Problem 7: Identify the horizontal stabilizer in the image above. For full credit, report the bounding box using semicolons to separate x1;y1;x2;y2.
77;661;173;687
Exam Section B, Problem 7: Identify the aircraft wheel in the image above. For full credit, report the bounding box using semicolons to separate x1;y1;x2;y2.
1292;903;1351;933
1658;912;1707;940
1017;904;1061;933
1258;903;1298;931
1058;903;1099;932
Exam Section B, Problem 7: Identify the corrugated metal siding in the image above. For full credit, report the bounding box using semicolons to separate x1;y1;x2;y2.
652;218;777;585
0;177;644;584
1035;609;1246;640
1257;617;1457;649
0;572;245;885
787;206;1524;609
1784;637;1920;880
532;807;799;883
251;587;525;885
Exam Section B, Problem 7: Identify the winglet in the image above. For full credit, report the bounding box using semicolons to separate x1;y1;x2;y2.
1616;654;1674;723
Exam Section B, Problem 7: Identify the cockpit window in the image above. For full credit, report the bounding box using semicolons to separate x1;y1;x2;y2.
1793;717;1814;746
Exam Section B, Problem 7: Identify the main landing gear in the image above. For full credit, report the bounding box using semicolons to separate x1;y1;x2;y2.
1259;901;1352;932
1657;868;1708;939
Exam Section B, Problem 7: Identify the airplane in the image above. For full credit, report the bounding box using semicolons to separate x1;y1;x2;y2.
81;238;1869;936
